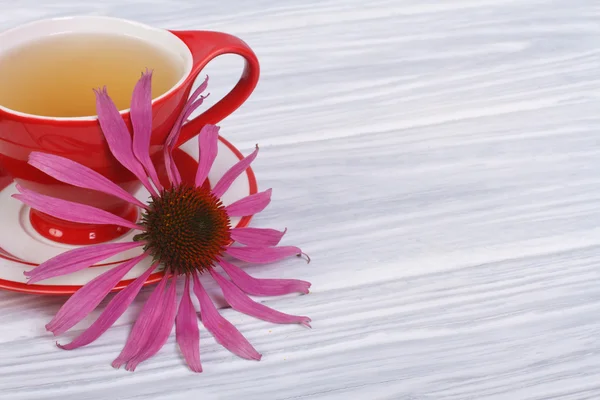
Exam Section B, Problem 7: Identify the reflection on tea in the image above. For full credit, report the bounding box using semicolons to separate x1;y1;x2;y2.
0;33;183;117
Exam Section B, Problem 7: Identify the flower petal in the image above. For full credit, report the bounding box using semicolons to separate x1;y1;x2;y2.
176;276;202;372
194;125;219;188
219;258;310;296
226;246;302;264
173;76;209;144
164;94;210;186
58;263;157;350
212;145;258;198
14;184;141;231
131;70;163;192
230;227;286;247
163;144;182;187
175;76;209;144
94;87;157;196
28;152;147;210
182;92;209;122
210;269;311;327
25;241;143;284
163;76;209;187
125;276;178;371
225;189;272;217
192;273;261;360
46;253;148;336
188;75;209;106
112;273;169;369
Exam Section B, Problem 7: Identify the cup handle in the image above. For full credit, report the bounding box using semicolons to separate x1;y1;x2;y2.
0;166;11;191
169;30;260;147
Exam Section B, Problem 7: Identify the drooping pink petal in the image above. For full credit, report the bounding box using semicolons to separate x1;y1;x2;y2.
130;70;163;192
28;152;147;210
169;80;210;149
58;263;157;350
230;227;286;247
163;144;182;187
125;276;178;371
219;258;310;296
173;76;209;141
188;75;209;106
94;87;157;197
226;246;302;264
163;76;209;186
192;273;261;361
164;93;210;186
210;269;311;327
176;76;209;139
225;189;272;217
112;273;170;369
212;145;258;198
175;276;202;372
25;241;144;284
46;253;148;336
162;106;190;186
14;184;141;231
182;92;209;122
194;125;219;188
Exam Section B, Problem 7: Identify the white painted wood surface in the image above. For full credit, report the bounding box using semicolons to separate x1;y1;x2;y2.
1;0;600;399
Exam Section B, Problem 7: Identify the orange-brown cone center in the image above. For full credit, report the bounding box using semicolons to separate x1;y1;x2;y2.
134;185;231;275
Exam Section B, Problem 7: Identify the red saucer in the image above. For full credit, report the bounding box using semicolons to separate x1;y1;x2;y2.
0;135;257;295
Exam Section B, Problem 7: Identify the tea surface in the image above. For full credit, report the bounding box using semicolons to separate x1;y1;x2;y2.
0;33;183;117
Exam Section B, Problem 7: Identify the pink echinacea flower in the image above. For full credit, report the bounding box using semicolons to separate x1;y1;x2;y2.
14;72;311;372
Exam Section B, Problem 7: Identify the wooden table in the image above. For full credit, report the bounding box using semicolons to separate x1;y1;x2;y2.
0;0;599;399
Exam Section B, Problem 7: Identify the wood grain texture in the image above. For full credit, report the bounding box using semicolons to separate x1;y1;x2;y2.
1;0;600;399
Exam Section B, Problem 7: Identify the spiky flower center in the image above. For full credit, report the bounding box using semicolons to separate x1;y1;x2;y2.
134;185;231;275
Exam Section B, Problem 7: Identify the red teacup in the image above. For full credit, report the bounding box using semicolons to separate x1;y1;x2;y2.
0;16;259;245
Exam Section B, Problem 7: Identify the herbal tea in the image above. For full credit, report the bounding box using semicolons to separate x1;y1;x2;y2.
0;33;183;117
